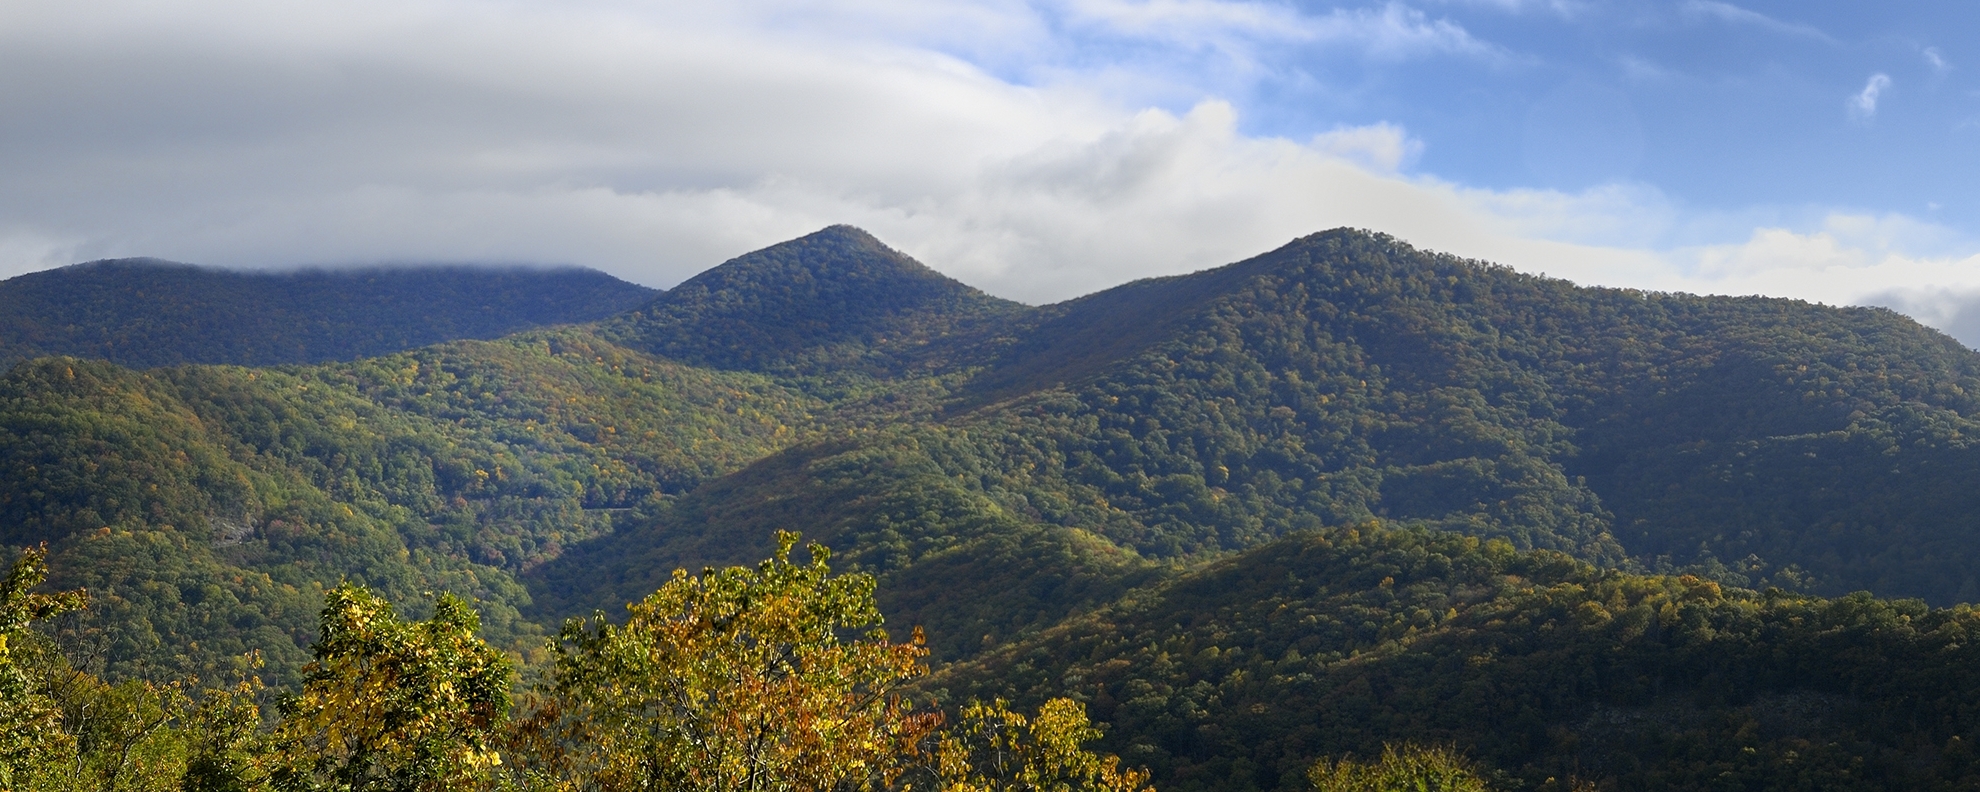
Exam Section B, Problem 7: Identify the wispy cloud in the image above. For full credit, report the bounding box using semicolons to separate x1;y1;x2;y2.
1680;1;1833;42
1436;0;1584;17
1058;0;1313;43
1617;54;1671;81
1924;46;1950;74
1850;73;1893;120
1060;0;1506;62
1314;3;1505;61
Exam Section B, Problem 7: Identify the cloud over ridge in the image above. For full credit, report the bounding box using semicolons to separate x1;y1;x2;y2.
2;0;1979;344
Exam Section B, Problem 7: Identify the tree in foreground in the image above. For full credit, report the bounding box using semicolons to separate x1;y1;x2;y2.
269;584;512;792
538;530;940;791
1306;744;1490;792
924;697;1153;792
0;536;1155;792
0;545;87;787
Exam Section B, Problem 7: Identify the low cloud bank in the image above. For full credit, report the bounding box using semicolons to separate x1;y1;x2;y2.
2;0;1978;340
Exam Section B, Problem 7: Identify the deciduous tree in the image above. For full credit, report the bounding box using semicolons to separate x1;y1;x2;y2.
925;698;1152;792
270;584;511;792
0;545;87;787
545;531;938;792
1306;743;1490;792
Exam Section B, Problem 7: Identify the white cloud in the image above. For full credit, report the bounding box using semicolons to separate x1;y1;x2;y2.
1059;0;1319;43
1310;123;1424;172
1617;54;1672;81
1849;73;1893;120
1307;3;1505;61
1925;46;1951;74
1655;214;1978;304
4;0;1980;347
1680;1;1833;42
1054;0;1506;67
1438;0;1583;17
0;229;84;276
0;0;1511;298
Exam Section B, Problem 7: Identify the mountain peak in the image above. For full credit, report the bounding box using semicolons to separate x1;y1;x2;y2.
674;225;953;295
605;226;1026;375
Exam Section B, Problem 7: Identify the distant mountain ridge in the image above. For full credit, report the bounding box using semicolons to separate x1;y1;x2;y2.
536;228;1980;633
14;227;1980;789
0;258;657;368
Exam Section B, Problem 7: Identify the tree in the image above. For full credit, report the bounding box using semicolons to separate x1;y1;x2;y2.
0;545;87;787
544;531;938;791
926;698;1152;792
270;584;511;792
178;670;272;792
1306;744;1490;792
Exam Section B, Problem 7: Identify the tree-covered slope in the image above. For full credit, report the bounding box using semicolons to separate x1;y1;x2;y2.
939;525;1980;792
0;259;656;368
0;329;825;683
539;226;1980;646
600;225;1028;379
18;223;1980;698
948;229;1980;602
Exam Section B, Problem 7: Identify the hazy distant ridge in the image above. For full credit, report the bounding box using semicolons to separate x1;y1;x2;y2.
0;258;658;368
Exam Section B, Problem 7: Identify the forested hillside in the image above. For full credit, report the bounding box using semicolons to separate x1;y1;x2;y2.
11;225;1980;790
600;224;1028;379
0;259;656;368
536;226;1980;642
0;332;821;684
942;525;1980;791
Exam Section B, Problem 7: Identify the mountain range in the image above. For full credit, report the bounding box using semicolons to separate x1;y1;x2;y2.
0;259;656;368
11;226;1980;789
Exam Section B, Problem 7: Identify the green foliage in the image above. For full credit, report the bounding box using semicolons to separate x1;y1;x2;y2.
0;546;87;787
0;546;1155;792
0;545;275;791
28;225;1980;689
929;698;1153;792
178;672;273;792
546;228;1980;675
0;259;656;369
42;670;195;792
23;225;1980;791
524;424;1166;661
537;531;937;791
943;524;1980;790
1306;744;1490;792
0;326;825;684
270;583;511;792
600;225;1026;380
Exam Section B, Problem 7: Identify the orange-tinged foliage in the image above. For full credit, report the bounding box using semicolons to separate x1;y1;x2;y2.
544;531;939;791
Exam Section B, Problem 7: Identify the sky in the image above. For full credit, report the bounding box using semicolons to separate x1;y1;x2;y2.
7;1;1980;340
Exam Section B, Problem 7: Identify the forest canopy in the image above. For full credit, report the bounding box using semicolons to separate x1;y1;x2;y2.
10;225;1980;790
0;539;1149;792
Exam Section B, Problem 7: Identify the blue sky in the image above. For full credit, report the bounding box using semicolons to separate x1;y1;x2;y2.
1240;2;1975;234
5;1;1980;339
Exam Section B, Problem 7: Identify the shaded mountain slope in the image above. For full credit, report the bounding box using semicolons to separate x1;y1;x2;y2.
539;227;1980;652
18;224;1980;691
939;525;1980;792
600;225;1029;379
0;259;656;368
524;423;1168;661
941;229;1980;600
